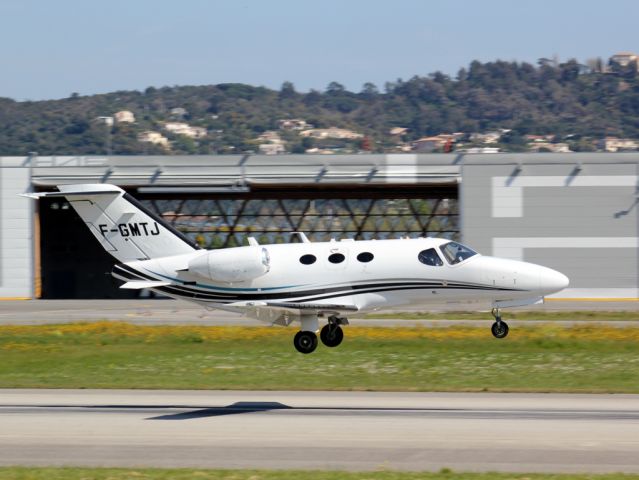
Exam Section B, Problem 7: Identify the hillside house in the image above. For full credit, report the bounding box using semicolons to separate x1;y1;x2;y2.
138;131;169;148
610;52;639;70
598;137;639;152
114;110;135;123
278;119;312;131
164;122;207;139
299;127;363;140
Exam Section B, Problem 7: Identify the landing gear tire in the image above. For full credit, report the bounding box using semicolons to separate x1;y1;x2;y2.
293;331;318;354
491;320;509;339
490;307;509;339
320;324;344;347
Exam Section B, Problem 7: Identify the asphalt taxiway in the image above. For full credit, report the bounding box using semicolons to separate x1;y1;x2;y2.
0;298;636;326
0;390;637;473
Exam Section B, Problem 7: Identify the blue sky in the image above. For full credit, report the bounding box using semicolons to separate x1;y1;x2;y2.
1;0;638;100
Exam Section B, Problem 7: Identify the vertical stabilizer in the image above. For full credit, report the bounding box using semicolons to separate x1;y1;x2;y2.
24;184;199;262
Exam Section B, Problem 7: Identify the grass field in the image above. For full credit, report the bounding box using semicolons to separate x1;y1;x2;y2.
1;322;639;392
363;310;639;321
1;469;639;480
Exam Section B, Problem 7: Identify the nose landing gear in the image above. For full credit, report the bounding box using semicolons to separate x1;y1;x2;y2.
491;308;509;339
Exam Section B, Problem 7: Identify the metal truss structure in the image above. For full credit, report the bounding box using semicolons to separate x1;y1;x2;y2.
143;196;459;248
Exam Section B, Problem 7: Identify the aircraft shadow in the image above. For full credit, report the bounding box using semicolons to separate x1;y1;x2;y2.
146;404;639;422
4;403;629;422
146;403;466;421
148;401;292;420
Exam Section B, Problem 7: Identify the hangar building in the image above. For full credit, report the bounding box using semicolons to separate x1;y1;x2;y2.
0;153;637;300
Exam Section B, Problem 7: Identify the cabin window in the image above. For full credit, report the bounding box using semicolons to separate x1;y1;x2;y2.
299;254;317;265
328;253;346;264
418;248;443;266
357;252;374;263
439;241;477;265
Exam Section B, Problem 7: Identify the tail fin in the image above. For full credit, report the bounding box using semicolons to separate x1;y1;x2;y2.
23;184;199;262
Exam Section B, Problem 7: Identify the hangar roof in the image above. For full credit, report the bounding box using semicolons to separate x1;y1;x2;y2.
6;154;462;189
3;152;636;191
461;152;639;165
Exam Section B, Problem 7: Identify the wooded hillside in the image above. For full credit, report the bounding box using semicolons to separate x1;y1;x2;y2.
1;58;638;155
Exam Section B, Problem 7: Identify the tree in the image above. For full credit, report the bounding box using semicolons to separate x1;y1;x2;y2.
326;81;346;95
360;82;379;98
499;130;528;151
172;136;197;154
586;57;604;73
303;89;322;106
559;59;580;83
279;81;296;100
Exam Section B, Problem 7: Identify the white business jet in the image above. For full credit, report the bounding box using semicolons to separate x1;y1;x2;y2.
24;184;569;353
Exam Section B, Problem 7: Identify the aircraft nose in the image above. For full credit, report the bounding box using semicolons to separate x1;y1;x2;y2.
539;266;569;294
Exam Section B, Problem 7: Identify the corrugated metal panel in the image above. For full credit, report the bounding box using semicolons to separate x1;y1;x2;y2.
20;154;461;187
0;164;33;298
462;152;639;165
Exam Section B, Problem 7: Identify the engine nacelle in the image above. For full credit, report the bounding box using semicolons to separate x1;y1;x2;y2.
187;246;270;283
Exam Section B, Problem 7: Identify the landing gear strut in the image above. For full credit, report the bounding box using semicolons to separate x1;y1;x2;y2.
320;316;345;347
491;307;509;339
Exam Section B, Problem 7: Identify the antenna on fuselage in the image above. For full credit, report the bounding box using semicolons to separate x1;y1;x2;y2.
291;232;311;243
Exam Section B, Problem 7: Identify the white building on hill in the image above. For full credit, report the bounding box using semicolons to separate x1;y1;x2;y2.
114;110;135;123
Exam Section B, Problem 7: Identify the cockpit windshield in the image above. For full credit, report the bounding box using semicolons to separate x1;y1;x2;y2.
439;241;477;265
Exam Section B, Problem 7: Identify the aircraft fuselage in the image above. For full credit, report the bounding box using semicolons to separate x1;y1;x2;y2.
114;237;568;313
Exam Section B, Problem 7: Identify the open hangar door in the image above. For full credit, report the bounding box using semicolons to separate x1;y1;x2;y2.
37;184;459;299
38;195;138;299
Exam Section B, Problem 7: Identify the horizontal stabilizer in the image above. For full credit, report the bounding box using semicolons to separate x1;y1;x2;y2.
120;280;171;289
20;190;120;199
20;184;123;199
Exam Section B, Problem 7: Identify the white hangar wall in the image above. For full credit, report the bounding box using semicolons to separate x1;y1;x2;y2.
0;157;33;298
1;153;638;300
461;153;639;299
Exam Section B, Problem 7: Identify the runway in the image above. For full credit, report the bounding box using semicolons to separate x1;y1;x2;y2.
0;390;638;473
0;299;637;327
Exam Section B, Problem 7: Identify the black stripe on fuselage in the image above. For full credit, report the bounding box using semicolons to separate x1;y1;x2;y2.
154;284;525;306
111;265;141;281
112;263;526;304
112;264;154;281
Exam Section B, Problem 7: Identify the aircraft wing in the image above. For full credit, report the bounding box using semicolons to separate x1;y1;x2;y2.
265;302;358;312
226;301;358;326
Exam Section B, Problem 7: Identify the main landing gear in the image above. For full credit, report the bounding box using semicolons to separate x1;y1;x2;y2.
293;331;318;354
293;315;347;354
490;307;509;339
320;317;345;348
